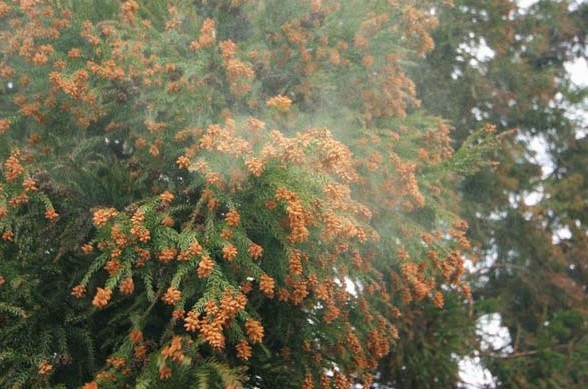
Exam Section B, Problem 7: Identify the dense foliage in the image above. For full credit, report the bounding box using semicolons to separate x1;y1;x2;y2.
415;0;588;387
3;1;585;388
0;1;498;388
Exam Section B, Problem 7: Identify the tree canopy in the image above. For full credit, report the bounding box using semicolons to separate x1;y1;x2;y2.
0;0;586;388
415;0;588;387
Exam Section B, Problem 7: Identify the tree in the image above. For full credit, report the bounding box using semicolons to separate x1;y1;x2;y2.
414;0;588;386
0;1;494;388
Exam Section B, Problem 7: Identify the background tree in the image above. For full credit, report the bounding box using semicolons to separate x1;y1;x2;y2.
0;1;494;388
414;0;588;386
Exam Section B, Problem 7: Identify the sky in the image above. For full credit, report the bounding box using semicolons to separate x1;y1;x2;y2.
566;57;588;88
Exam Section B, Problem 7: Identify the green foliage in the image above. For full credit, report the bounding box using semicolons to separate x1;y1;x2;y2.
414;0;588;386
0;0;499;387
